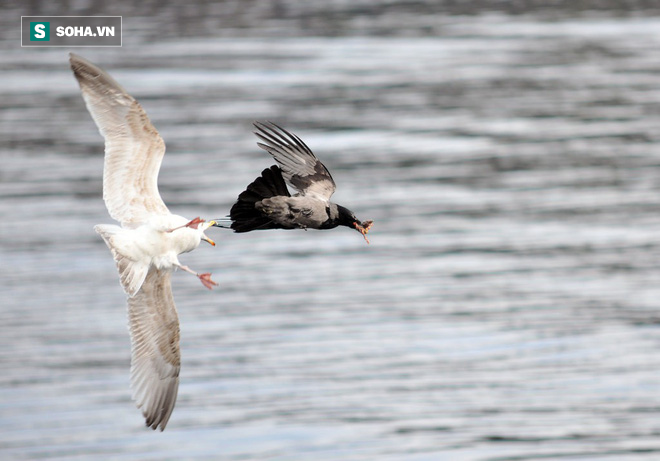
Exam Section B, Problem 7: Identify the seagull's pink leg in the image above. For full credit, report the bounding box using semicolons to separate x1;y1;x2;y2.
167;217;205;233
177;264;218;290
183;217;205;230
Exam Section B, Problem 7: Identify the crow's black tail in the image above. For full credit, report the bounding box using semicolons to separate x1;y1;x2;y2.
221;165;290;233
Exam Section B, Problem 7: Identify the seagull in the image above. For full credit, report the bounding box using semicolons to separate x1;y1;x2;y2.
70;53;218;431
214;121;373;242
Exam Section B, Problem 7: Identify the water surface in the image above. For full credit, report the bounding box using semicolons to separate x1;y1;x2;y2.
2;4;660;460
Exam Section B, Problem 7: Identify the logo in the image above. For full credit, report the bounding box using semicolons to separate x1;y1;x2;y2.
30;22;50;41
22;16;121;47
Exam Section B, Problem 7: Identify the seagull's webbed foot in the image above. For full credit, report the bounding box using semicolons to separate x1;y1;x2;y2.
177;265;218;290
198;273;218;290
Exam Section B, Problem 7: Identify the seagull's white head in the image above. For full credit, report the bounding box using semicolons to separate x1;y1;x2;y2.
166;217;216;247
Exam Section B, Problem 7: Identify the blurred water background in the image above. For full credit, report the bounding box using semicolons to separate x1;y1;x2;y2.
3;1;660;459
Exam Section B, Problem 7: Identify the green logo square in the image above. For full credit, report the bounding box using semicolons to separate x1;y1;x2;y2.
30;22;50;41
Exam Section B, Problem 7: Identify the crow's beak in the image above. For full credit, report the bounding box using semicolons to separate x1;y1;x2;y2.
353;220;373;244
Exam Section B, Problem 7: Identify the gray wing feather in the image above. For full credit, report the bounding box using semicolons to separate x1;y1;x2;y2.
128;267;180;431
253;121;336;201
70;53;169;227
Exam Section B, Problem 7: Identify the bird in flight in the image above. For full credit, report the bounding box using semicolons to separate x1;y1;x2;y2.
215;121;373;242
70;53;218;431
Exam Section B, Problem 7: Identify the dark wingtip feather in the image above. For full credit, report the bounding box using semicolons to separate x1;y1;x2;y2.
69;53;128;96
253;121;318;164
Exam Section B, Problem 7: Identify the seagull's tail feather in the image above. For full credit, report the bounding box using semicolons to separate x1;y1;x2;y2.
226;165;290;233
95;224;149;297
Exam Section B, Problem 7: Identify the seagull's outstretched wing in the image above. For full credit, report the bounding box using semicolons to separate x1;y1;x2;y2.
127;267;181;431
70;53;169;227
253;121;336;201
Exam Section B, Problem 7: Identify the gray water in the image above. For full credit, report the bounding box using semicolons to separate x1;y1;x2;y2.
3;3;660;460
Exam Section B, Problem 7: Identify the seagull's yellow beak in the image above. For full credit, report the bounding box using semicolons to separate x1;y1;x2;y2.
201;221;216;246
